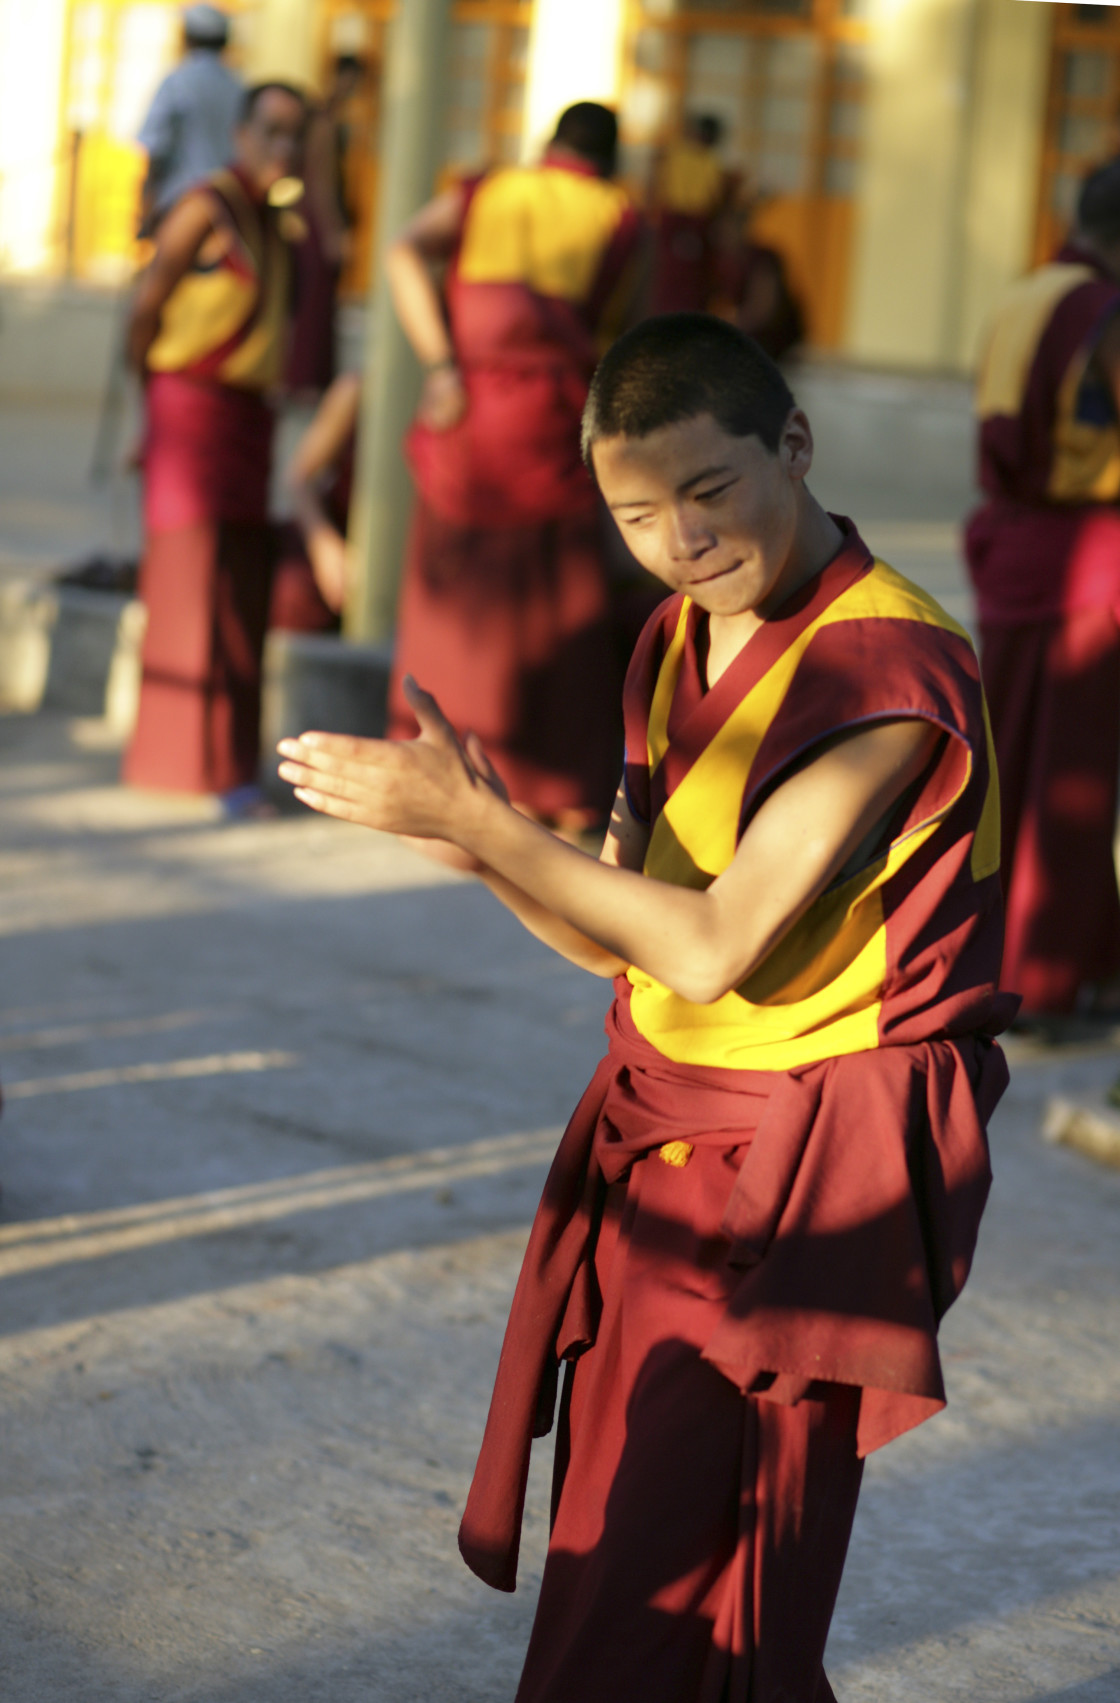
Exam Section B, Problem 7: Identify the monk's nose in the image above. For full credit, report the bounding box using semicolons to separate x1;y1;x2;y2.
668;508;715;561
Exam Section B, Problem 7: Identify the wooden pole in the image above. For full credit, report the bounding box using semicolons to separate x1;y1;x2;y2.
344;0;453;642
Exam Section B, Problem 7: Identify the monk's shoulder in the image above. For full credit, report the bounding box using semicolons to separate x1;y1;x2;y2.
783;557;985;744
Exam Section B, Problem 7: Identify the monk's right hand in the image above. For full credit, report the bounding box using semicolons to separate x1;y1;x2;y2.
275;678;508;856
276;678;487;843
418;364;467;431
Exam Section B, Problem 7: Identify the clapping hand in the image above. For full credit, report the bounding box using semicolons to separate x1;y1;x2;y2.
276;677;507;871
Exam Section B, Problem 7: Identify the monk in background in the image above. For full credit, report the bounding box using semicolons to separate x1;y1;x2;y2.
285;55;369;398
648;113;728;315
966;159;1120;1020
125;83;307;804
384;101;647;832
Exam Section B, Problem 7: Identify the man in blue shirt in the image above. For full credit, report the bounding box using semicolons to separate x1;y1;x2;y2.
137;5;243;231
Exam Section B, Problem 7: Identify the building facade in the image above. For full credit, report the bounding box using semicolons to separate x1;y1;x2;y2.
0;0;1114;373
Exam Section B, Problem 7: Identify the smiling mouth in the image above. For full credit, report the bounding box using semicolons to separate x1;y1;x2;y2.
688;560;742;587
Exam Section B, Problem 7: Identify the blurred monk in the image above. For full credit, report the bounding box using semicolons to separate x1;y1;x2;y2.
384;101;647;831
649;113;727;315
125;83;307;802
285;55;369;397
966;160;1120;1018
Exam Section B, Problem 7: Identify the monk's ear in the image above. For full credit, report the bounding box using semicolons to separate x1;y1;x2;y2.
780;408;814;480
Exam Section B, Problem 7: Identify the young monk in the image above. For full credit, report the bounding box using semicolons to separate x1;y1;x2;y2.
277;315;1013;1703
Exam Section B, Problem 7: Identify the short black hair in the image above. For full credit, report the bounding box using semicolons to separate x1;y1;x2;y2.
582;313;796;466
239;82;308;126
1077;159;1120;248
333;53;367;79
552;102;618;178
693;113;723;149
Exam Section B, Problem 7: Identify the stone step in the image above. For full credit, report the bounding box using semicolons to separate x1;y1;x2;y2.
0;577;392;800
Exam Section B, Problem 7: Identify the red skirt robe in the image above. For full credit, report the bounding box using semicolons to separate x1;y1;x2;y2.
125;371;275;795
461;994;1008;1703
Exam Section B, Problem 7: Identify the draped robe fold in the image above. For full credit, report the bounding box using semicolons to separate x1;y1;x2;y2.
460;522;1013;1702
125;167;293;795
965;243;1120;1012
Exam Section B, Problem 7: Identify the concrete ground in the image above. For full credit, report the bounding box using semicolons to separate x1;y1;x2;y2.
0;369;1117;1701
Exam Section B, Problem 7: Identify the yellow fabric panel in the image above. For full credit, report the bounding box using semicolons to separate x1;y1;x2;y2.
971;699;1002;882
629;816;951;1071
646;600;691;775
146;173;290;389
1046;340;1120;502
974;263;1095;422
628;561;977;1070
658;141;725;217
651;562;967;884
456;167;632;303
218;225;290;388
146;266;258;374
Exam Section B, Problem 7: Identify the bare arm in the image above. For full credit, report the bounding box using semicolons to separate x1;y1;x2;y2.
476;768;648;977
384;185;468;430
286;373;361;612
126;191;216;371
277;684;941;1003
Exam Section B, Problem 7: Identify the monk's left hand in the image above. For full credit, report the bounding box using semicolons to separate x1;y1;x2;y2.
276;678;487;842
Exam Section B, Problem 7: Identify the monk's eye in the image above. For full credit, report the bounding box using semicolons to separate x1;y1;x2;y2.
695;482;733;504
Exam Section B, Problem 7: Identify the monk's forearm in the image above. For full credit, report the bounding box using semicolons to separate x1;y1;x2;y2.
291;478;329;540
127;302;161;372
477;867;627;978
457;794;741;1003
385;240;455;367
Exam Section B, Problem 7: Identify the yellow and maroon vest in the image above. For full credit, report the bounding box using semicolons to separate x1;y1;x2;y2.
146;167;297;390
974;246;1120;507
967;244;1120;622
622;521;1005;1072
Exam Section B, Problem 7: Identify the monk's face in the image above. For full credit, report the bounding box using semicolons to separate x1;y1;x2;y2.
235;90;307;197
593;410;814;622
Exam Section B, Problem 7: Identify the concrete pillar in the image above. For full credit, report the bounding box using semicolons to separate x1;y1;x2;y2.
846;0;981;370
521;0;627;161
955;0;1051;366
345;0;453;643
846;0;1051;372
245;0;317;89
0;0;68;275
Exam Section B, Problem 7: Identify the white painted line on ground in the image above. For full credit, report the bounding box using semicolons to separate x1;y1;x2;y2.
3;1049;297;1100
0;1127;561;1277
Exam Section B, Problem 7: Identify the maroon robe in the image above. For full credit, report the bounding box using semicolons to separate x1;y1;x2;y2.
461;994;1008;1703
389;156;645;823
125;167;292;796
965;243;1120;1012
284;201;339;394
124;371;275;794
461;541;1012;1700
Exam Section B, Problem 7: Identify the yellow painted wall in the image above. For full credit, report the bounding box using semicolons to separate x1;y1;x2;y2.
521;0;625;161
955;0;1050;367
0;0;69;274
244;0;318;90
846;0;979;368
